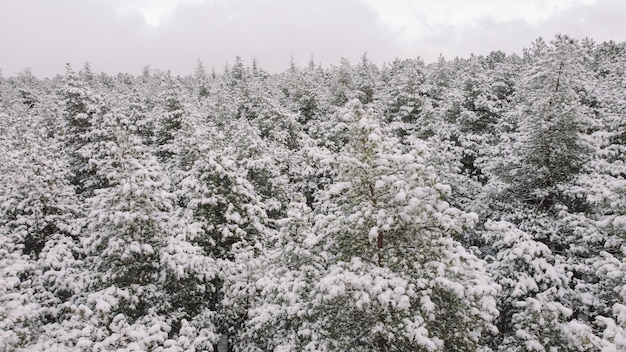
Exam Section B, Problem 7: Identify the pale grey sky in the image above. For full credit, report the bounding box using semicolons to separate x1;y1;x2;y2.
1;0;624;77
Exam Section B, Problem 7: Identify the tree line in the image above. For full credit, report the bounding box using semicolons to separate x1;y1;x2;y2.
1;35;625;351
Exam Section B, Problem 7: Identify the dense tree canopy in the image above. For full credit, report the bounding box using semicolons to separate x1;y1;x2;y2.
1;35;625;351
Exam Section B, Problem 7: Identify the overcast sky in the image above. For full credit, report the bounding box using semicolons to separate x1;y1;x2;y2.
1;0;624;77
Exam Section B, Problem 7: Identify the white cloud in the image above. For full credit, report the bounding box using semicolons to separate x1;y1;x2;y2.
358;0;597;41
114;0;207;26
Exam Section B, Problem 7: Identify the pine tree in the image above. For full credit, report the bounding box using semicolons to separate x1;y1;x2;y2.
0;110;82;351
79;109;219;350
234;196;318;351
155;72;189;163
482;221;589;351
570;39;626;350
353;53;380;105
244;100;498;351
376;58;432;139
507;36;594;209
60;64;108;197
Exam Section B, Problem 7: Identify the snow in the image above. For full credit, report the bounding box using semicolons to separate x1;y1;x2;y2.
1;38;624;351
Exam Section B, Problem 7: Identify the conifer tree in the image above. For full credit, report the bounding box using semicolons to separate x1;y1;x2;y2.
507;36;594;209
79;109;219;350
243;100;498;351
482;221;589;351
155;72;189;163
0;111;82;351
571;39;626;350
376;58;432;139
60;64;108;197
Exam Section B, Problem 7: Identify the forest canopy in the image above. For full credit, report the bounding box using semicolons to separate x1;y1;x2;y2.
1;35;625;351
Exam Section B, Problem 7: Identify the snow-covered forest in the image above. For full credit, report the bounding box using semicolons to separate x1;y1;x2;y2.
1;35;624;351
